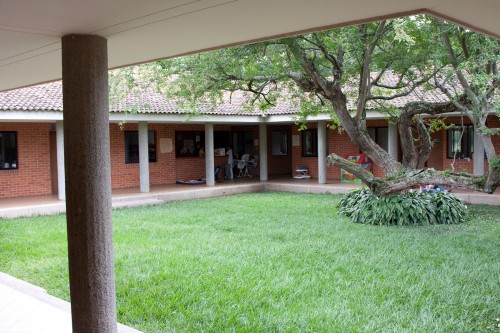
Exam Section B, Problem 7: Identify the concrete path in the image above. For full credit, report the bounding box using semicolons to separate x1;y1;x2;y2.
1;179;499;219
0;272;141;333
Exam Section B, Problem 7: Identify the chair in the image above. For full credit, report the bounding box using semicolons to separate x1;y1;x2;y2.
237;154;251;177
214;165;220;181
246;155;258;177
293;165;311;179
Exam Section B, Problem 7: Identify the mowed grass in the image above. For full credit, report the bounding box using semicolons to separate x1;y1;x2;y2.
0;192;499;332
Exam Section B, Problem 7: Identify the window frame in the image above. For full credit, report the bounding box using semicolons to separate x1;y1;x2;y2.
0;131;18;170
271;130;288;156
124;130;157;164
301;129;318;157
175;131;205;158
367;126;389;152
447;125;473;159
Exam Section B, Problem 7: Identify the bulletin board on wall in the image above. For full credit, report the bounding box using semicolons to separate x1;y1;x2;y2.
340;154;373;183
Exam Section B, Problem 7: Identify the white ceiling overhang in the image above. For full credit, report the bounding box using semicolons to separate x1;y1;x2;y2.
1;0;499;92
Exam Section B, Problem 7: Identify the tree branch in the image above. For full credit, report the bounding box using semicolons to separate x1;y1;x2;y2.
356;21;387;124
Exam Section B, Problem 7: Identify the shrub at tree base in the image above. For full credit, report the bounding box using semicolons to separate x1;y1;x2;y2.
338;189;468;225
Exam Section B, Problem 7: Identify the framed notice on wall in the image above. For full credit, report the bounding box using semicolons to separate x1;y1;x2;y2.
340;154;372;183
159;138;172;153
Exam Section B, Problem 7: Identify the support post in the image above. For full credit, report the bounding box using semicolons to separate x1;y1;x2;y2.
56;120;66;200
388;123;399;161
138;121;150;192
259;122;268;181
317;120;327;184
473;126;485;175
205;123;215;186
62;34;117;333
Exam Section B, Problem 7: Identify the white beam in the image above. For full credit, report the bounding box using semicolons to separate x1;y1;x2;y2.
56;120;65;200
138;121;150;192
317;121;327;184
473;126;485;176
205;123;215;186
259;123;268;181
388;123;398;161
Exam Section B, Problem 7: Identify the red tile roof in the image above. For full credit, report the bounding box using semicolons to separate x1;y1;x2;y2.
0;73;451;116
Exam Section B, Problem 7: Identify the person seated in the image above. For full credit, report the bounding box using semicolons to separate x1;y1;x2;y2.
247;155;257;167
420;184;446;193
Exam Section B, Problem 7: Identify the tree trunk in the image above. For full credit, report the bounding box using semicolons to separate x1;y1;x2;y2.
481;134;500;192
327;153;492;195
328;96;402;175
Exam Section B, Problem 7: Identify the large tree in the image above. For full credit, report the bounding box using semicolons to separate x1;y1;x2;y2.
116;15;499;195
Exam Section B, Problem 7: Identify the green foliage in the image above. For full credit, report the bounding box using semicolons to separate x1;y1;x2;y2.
490;155;500;171
2;193;499;332
338;188;467;225
426;118;452;134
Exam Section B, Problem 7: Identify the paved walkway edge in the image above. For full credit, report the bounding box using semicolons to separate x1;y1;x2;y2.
1;182;499;219
0;272;142;333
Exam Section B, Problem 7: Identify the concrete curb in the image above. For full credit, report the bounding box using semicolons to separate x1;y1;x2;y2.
0;272;142;333
1;182;499;219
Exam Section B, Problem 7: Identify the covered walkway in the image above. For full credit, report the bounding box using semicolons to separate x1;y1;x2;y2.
1;178;499;219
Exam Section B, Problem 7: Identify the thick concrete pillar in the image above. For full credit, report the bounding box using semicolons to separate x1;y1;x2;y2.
56;120;65;200
473;126;485;175
205;123;215;186
317;120;327;184
62;35;117;333
388;123;398;161
259;122;268;181
138;121;150;192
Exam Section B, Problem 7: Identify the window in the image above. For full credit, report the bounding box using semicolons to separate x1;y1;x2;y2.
124;131;156;163
447;125;473;159
367;127;388;151
214;131;230;150
0;132;18;170
176;131;205;157
302;129;317;157
272;131;288;155
232;131;253;157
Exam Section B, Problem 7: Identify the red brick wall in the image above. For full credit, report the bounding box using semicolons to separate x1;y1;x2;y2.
291;123;320;178
490;116;500;163
291;120;390;180
426;131;444;170
326;125;361;180
2;117;499;199
110;123;177;189
110;123;291;187
0;123;53;199
111;123;225;187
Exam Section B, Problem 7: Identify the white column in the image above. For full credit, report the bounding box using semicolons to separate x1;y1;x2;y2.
259;122;268;181
205;123;215;186
388;123;399;161
138;121;150;192
317;121;327;184
56;120;65;200
62;34;117;333
473;126;485;175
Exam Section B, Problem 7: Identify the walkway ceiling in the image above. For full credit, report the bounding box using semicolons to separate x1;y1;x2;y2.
1;0;499;92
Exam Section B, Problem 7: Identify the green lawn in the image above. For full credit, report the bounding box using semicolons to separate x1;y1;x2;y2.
0;192;499;332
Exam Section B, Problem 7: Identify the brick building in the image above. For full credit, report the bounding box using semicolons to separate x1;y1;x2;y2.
0;81;498;199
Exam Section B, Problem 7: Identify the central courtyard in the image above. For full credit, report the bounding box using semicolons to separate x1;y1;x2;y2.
0;192;498;332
